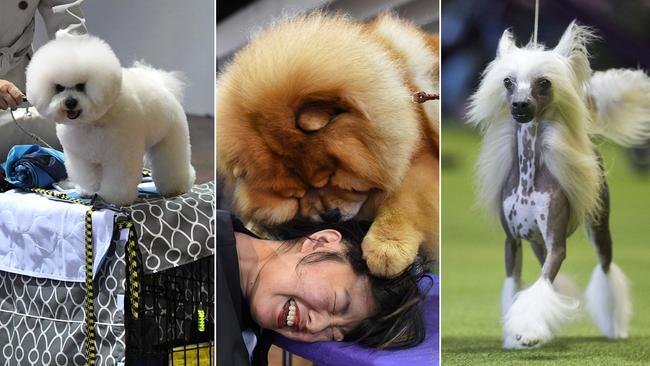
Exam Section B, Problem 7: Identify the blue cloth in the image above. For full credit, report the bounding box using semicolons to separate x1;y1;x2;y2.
1;145;67;188
275;274;440;366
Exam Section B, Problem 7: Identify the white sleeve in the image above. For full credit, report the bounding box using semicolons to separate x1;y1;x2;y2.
37;0;88;38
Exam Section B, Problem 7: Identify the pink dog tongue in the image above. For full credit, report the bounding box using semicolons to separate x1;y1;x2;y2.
67;110;81;119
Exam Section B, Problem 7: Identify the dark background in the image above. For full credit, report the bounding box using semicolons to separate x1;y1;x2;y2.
442;0;650;121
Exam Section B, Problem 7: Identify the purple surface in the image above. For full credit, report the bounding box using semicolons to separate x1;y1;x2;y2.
274;275;439;366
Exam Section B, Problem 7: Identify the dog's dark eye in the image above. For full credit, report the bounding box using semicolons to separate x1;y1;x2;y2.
503;78;514;90
54;84;65;93
75;83;85;92
537;78;551;89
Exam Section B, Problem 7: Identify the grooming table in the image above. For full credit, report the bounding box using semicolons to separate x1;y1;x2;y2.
274;275;439;366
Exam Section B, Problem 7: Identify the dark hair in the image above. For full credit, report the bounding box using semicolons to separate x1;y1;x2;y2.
269;220;431;350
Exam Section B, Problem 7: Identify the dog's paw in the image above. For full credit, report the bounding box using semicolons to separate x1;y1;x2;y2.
97;188;138;207
236;184;298;225
361;230;419;277
503;332;545;349
502;278;578;349
298;190;324;221
76;187;96;198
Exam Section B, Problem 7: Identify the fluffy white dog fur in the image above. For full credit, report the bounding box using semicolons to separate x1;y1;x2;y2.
585;263;632;338
26;34;195;205
503;278;580;348
469;22;644;348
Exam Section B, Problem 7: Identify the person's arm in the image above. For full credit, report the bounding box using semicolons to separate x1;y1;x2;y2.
0;80;24;110
37;0;87;38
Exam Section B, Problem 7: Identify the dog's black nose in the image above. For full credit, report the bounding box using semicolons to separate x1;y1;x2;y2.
511;100;534;123
65;97;78;110
511;101;529;109
320;208;342;222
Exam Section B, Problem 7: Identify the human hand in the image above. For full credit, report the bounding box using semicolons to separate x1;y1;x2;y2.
0;80;24;110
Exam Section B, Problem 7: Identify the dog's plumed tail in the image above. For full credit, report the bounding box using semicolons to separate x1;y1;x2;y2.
585;263;632;338
588;69;650;146
133;61;186;103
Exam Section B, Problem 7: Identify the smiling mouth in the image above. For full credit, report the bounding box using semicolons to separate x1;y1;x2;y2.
512;113;533;123
66;110;81;120
277;298;300;330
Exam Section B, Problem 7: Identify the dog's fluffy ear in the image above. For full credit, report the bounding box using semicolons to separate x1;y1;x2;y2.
497;29;516;57
554;21;582;57
554;21;596;83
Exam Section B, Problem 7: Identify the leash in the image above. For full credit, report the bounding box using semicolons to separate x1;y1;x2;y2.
9;100;54;149
52;0;86;36
411;91;439;103
533;0;540;45
23;188;141;366
83;208;97;365
117;219;141;322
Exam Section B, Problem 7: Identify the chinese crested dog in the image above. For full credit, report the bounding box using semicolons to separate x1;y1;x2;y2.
468;21;650;348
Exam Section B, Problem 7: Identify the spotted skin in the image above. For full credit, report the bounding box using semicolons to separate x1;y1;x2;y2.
503;123;549;244
500;121;573;282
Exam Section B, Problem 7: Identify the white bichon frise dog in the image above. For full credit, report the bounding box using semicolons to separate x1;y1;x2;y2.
25;34;195;205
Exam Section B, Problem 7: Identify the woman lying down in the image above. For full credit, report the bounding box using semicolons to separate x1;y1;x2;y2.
217;209;429;366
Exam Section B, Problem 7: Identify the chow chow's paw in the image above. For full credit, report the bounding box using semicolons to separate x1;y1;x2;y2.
298;190;325;221
362;229;419;277
235;183;299;225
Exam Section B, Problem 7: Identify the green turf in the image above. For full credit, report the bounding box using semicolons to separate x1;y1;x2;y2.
441;125;650;365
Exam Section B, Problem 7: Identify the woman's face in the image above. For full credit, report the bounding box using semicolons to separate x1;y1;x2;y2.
247;230;377;342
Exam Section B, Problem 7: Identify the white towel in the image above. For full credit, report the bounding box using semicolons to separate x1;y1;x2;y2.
0;190;114;282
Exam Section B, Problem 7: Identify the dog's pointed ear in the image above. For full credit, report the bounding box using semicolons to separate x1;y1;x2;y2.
554;21;596;82
554;21;579;57
497;29;515;57
554;20;598;58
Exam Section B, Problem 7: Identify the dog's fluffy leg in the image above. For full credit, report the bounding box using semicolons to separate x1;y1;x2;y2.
501;276;520;319
503;277;579;349
148;119;196;197
585;263;631;338
552;273;581;299
64;150;100;196
361;151;438;277
98;154;141;206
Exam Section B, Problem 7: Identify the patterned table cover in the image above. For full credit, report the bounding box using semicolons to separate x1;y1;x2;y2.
0;228;129;366
0;182;215;365
130;182;215;274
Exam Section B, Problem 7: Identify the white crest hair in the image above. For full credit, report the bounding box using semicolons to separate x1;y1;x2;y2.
469;22;602;228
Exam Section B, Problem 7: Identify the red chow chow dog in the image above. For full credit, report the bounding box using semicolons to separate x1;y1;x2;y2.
217;13;439;277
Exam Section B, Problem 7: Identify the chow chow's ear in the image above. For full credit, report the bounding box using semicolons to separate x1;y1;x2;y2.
553;21;596;82
497;29;516;57
295;100;349;133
